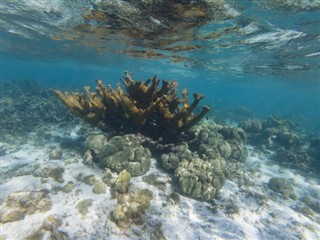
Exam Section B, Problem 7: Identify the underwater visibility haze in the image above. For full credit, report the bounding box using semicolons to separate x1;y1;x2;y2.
1;1;320;239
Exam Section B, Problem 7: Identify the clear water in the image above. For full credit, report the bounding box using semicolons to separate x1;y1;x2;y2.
1;0;319;132
1;1;320;239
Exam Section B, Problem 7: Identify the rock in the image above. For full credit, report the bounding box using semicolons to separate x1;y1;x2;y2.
142;174;171;191
76;199;93;215
99;134;151;176
301;196;313;206
24;229;44;240
83;174;97;186
0;210;25;223
64;157;78;165
42;215;62;231
112;188;153;227
93;181;106;194
48;167;65;183
169;192;180;205
49;146;63;160
0;190;52;223
63;181;74;193
33;163;65;183
85;134;108;158
102;168;113;184
115;170;131;193
25;215;68;240
268;177;297;200
83;149;94;165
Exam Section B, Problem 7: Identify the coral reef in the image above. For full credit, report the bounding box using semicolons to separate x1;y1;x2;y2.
308;138;320;170
149;122;248;201
239;116;300;151
53;72;211;140
82;121;248;202
196;125;248;162
0;79;76;144
52;74;253;202
239;116;319;172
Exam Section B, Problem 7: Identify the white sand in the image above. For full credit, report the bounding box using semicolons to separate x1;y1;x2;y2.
1;126;319;240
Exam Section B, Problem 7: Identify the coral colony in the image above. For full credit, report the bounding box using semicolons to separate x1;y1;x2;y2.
53;72;211;139
53;73;248;203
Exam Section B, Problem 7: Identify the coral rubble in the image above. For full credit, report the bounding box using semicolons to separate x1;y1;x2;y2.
0;190;52;224
25;215;68;240
112;188;153;228
54;72;210;140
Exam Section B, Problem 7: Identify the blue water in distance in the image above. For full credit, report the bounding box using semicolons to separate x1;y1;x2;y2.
1;0;320;133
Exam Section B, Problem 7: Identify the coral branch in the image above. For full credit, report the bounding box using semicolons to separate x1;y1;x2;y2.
53;73;210;140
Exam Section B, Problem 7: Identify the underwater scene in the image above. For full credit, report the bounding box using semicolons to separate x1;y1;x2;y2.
0;0;320;239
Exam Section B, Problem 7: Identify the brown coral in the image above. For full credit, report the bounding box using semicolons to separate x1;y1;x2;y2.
53;72;210;140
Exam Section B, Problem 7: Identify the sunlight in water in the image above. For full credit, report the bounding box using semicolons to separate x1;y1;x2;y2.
0;1;320;240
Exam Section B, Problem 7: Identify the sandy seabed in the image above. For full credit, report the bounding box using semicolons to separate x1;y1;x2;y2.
1;124;320;240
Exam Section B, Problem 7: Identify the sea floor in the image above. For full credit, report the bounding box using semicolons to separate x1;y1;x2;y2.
1;124;320;240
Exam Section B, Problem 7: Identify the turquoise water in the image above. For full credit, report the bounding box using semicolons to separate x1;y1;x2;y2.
1;1;319;132
2;53;319;132
1;1;320;239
